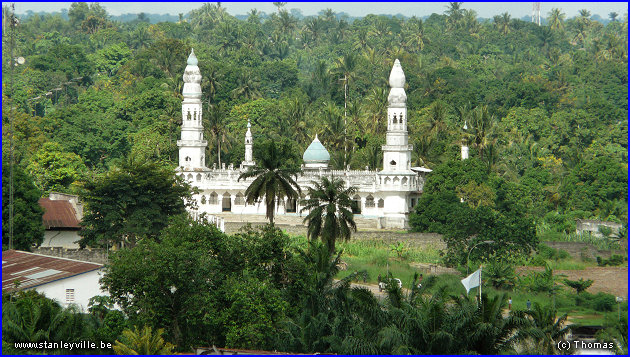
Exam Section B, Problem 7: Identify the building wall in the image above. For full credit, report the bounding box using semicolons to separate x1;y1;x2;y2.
40;230;81;249
27;269;107;311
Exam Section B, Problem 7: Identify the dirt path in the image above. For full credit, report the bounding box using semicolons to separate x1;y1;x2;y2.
516;266;628;298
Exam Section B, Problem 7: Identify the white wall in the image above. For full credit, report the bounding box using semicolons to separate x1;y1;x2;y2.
28;269;107;312
40;230;81;249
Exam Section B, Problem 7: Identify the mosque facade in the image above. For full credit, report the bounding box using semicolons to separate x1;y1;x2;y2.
176;50;431;229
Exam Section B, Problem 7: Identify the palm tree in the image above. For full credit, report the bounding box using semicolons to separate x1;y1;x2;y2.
238;140;301;225
547;8;565;31
609;12;619;22
301;176;357;252
113;325;175;355
206;102;230;167
445;2;464;30
231;71;261;100
494;12;511;35
516;303;573;354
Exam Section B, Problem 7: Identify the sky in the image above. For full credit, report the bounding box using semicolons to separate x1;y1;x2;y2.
12;2;629;19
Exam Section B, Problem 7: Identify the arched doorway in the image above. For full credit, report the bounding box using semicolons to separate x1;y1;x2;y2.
286;198;297;213
352;195;362;214
222;192;232;212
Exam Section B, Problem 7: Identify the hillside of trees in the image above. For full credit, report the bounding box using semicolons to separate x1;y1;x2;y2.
2;2;627;239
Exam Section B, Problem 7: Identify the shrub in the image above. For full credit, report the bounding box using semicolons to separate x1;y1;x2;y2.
485;261;516;290
592;292;616;312
597;254;625;266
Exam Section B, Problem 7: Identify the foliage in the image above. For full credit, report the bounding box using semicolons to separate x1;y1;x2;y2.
485;260;516;290
26;141;87;194
301;176;358;253
563;278;594;294
113;325;175;355
596;254;625;267
238;139;302;224
78;158;191;247
2;290;93;354
1;163;45;251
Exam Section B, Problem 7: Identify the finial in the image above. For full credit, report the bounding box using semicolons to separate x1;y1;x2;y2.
187;48;198;66
315;133;319;141
247;119;251;128
389;58;405;88
463;121;468;130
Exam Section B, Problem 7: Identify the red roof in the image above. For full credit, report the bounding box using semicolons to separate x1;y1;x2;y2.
38;198;81;229
2;250;102;291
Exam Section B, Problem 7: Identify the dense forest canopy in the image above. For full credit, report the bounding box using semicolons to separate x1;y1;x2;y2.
2;2;627;235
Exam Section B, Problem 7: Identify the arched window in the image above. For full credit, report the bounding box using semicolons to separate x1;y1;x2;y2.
201;195;207;204
187;174;193;180
196;173;202;181
286;198;297;213
352;195;362;214
365;195;375;208
384;177;391;185
392;114;397;124
402;177;408;185
185;156;191;162
393;177;400;185
399;113;404;124
235;192;245;205
187;110;191;120
378;198;384;208
193;110;197;120
222;192;231;212
209;192;218;205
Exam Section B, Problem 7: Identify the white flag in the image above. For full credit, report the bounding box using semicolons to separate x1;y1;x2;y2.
461;268;481;294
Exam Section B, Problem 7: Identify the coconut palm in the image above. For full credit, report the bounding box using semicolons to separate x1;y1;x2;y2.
445;2;464;30
494;12;511;35
113;325;175;355
515;303;573;354
238;140;301;225
301;176;357;252
206;102;230;167
547;8;565;31
231;70;261;100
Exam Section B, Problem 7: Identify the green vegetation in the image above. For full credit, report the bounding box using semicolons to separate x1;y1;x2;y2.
1;2;627;354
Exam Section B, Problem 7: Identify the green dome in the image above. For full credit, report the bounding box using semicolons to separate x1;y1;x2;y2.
303;135;330;162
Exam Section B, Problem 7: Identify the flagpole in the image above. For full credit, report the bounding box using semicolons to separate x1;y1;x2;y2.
478;265;482;307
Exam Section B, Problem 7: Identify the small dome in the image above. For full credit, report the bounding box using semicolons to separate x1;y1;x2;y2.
187;49;198;66
303;135;330;163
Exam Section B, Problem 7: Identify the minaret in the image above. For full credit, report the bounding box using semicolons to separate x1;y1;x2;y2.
461;121;469;160
378;59;416;229
242;119;255;168
177;49;207;169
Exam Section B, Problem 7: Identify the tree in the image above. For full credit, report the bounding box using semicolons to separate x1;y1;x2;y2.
238;140;301;224
563;278;594;294
609;12;619;22
78;158;191;248
547;8;565;31
300;176;357;252
2;290;92;353
517;303;573;354
2;163;44;251
26;141;87;194
113;325;175;355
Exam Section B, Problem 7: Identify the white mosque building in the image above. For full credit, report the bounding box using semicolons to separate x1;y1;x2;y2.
176;50;431;229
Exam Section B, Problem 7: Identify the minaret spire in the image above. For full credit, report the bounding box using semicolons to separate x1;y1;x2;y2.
242;119;255;168
177;48;207;169
378;58;416;229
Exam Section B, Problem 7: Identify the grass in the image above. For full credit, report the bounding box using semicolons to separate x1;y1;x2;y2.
537;227;623;251
284;230;626;327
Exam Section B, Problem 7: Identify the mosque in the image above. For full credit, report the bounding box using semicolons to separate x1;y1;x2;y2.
176;50;431;229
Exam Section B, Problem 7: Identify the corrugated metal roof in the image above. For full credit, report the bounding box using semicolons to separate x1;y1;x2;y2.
38;197;81;229
2;250;102;292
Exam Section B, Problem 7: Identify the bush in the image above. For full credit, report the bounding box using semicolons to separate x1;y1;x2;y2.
485;261;516;290
592;292;616;312
597;254;625;266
